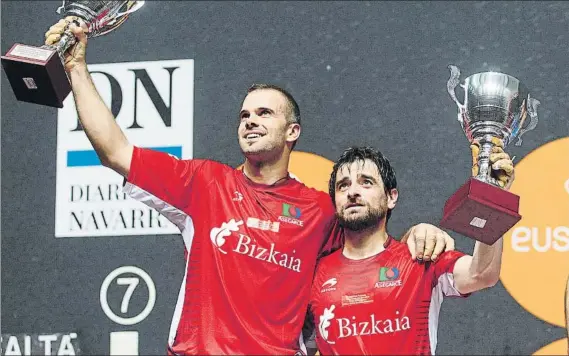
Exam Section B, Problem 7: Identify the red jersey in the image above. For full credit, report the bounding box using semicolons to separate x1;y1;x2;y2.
309;237;467;355
123;147;340;355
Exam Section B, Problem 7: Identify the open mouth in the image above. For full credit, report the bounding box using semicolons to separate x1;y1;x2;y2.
244;132;265;140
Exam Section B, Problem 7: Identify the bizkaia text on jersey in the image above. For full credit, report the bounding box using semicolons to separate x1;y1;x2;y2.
210;219;302;272
55;59;194;238
318;306;411;344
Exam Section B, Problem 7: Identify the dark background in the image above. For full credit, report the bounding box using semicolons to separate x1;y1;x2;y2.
2;1;568;354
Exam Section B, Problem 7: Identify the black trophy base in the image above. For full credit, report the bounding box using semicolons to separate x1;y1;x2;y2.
1;43;71;108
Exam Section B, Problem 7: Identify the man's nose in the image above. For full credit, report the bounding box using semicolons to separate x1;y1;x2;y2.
245;115;260;129
347;184;361;199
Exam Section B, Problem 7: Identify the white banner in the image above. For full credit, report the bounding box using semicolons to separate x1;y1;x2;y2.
55;59;194;237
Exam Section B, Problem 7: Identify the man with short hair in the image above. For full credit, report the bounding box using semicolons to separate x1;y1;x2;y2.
308;145;514;355
44;19;455;355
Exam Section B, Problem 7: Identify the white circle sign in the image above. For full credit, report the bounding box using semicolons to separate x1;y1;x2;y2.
100;266;156;326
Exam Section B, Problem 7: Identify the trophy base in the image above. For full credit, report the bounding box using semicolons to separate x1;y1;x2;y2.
1;44;71;108
440;177;521;245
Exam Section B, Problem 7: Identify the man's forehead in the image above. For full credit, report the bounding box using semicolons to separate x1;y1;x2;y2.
241;89;287;111
337;159;380;179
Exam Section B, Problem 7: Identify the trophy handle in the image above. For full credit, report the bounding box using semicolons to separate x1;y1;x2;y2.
447;65;467;123
115;1;146;17
514;95;541;146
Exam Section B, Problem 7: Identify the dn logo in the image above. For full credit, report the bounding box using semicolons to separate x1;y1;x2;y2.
66;62;191;133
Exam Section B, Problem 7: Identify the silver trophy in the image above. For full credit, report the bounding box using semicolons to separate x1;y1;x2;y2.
447;65;541;186
1;1;145;108
441;65;541;244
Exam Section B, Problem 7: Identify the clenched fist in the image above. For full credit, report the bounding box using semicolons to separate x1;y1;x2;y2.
44;16;89;72
470;137;515;190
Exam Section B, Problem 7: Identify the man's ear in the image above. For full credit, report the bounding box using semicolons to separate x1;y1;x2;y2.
387;188;398;209
286;123;301;144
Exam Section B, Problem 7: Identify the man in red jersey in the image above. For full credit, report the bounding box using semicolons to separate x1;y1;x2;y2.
307;145;514;355
44;19;456;355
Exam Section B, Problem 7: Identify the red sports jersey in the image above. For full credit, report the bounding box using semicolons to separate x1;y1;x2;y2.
309;236;467;355
123;147;341;355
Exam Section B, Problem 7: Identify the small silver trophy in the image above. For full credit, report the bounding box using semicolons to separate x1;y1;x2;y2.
441;65;541;244
447;65;541;185
1;1;145;108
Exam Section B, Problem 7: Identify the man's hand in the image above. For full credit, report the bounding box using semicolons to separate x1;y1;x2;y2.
401;223;455;262
471;137;515;190
44;16;89;73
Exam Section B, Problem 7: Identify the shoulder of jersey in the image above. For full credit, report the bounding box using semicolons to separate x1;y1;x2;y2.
293;183;334;208
194;159;236;175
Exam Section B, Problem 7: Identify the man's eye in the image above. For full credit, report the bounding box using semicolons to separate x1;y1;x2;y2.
363;179;373;185
260;110;271;117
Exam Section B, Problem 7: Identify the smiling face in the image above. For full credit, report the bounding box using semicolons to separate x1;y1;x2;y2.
333;159;398;231
237;89;300;161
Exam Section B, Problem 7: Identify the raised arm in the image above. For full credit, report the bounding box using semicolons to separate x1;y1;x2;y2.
45;17;132;177
452;138;515;294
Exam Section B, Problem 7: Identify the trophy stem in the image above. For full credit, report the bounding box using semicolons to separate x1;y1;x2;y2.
41;30;76;65
475;135;498;185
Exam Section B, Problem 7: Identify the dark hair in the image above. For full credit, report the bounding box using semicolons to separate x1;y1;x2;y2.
246;84;301;149
329;146;398;222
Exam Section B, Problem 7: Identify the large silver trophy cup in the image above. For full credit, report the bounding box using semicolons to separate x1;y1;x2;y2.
440;65;541;244
1;1;145;108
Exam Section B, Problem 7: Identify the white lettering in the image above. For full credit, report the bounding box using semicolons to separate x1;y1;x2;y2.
235;233;251;254
374;280;402;288
334;313;410;341
338;318;351;338
512;227;531;252
278;216;304;226
553;226;569;252
233;234;301;272
511;226;569;252
56;334;76;356
5;336;22;356
38;334;58;356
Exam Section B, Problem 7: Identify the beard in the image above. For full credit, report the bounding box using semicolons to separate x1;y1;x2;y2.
336;201;388;232
238;133;286;159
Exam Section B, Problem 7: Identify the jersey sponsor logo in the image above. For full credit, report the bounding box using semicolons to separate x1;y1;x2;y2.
318;305;336;344
210;218;301;272
210;219;243;254
279;203;304;226
321;277;338;293
375;267;402;288
234;234;301;272
318;305;411;344
246;217;280;232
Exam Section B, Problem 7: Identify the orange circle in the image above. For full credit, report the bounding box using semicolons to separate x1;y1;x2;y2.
237;151;334;193
288;151;334;192
532;338;568;356
500;137;569;327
